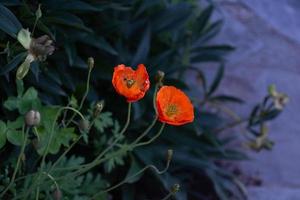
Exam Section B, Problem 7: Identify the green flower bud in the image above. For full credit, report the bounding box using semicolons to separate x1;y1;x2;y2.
155;70;165;84
25;110;41;126
167;149;173;163
52;188;62;200
79;119;90;132
87;57;94;69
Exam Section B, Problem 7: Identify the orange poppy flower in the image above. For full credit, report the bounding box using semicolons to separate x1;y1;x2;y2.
112;64;150;102
156;86;194;126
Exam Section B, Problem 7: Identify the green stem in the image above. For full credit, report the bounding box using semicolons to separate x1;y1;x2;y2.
91;150;171;199
132;116;157;145
134;123;165;147
153;83;159;114
66;66;92;127
93;102;131;161
23;107;85;199
43;103;132;184
161;193;173;200
47;134;84;173
42;172;59;190
0;126;28;198
132;83;159;145
59;117;164;183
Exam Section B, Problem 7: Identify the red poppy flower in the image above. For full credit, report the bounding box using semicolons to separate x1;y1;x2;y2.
112;64;150;102
156;86;194;126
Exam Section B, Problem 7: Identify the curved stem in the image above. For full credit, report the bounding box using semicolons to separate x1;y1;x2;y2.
66;66;92;127
42;172;59;191
23;106;85;199
132;116;158;145
161;193;173;200
134;123;165;147
153;84;159;115
0;126;28;198
132;83;159;145
93;102;131;161
91;152;171;199
48;134;84;173
49;103;132;182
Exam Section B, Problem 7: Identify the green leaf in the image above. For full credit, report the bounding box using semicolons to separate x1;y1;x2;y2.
45;13;92;32
17;28;31;49
4;96;19;111
45;0;100;12
6;117;24;146
164;78;189;90
0;52;27;75
64;40;77;66
192;45;235;53
131;24;151;66
16;55;31;80
0;121;7;149
19;87;41;114
16;79;24;97
94;112;114;133
0;0;21;6
152;3;192;33
0;3;22;37
125;158;143;184
77;33;118;56
196;5;214;34
207;64;224;96
6;129;23;146
209;95;244;104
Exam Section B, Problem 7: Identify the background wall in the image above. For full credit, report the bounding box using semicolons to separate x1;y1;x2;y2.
211;0;300;199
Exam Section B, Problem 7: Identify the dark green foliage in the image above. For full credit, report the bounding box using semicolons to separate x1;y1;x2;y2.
0;1;285;200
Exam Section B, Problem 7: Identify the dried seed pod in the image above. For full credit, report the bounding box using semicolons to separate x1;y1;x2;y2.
29;35;55;61
93;100;104;117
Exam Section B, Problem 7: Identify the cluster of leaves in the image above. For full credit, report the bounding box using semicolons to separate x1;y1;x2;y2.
0;0;286;200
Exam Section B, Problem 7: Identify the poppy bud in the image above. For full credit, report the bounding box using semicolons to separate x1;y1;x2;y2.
87;57;94;69
79;119;90;132
93;100;104;117
52;188;62;200
25;110;41;126
171;183;180;193
155;70;165;84
167;149;173;163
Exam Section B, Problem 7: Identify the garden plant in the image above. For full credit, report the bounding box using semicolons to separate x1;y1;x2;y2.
0;0;288;199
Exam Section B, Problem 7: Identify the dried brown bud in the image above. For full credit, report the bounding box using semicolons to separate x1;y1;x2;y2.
268;85;289;110
52;188;62;200
29;35;55;61
93;100;104;117
171;183;180;193
25;110;41;126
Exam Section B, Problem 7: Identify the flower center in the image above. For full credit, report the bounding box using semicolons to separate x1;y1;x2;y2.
124;78;135;88
165;104;178;117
